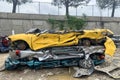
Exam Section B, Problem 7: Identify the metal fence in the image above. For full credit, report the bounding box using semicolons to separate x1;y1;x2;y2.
0;1;120;17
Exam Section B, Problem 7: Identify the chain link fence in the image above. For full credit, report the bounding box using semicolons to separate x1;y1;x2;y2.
0;1;120;17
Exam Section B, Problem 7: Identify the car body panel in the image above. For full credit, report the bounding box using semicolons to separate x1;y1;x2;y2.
9;34;34;49
8;28;116;56
6;46;105;70
9;32;79;50
31;32;79;50
78;29;114;39
104;36;116;56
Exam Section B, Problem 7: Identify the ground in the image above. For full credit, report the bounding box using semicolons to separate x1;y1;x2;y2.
0;48;120;80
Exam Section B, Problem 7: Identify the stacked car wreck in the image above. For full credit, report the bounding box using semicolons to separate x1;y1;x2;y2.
5;28;116;77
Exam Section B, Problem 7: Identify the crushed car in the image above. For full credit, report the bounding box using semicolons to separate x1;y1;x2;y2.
3;28;116;77
6;46;105;70
8;28;115;55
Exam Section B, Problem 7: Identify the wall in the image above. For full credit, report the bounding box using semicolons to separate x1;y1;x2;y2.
0;12;120;35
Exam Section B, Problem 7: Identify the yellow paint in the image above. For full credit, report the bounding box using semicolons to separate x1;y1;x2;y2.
9;29;116;56
104;37;116;56
9;32;78;50
78;29;114;39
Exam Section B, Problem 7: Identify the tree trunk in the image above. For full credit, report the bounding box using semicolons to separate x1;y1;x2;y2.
111;0;116;17
65;0;69;18
12;0;18;13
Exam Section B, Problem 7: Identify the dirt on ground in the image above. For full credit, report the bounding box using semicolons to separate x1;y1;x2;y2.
0;48;120;80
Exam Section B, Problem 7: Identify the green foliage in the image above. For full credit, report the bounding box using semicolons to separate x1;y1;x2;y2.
48;19;64;30
48;15;87;30
48;19;55;28
67;16;86;30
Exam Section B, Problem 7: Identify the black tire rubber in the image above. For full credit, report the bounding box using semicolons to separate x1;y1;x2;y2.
16;41;28;50
82;39;91;46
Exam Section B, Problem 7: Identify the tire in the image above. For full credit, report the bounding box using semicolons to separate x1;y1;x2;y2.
15;41;28;50
79;58;94;69
82;39;91;46
78;39;82;45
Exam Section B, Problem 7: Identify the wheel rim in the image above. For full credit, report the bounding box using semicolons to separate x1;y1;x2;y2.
17;42;26;50
79;58;94;69
82;39;91;46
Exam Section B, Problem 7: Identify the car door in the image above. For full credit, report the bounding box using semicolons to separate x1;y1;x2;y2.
31;33;60;50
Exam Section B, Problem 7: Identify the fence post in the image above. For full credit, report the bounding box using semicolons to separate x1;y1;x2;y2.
92;5;94;16
39;2;40;14
58;4;59;15
18;5;20;13
108;8;109;17
76;7;77;16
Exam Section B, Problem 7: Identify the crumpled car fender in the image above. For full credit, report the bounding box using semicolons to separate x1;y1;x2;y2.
104;36;116;56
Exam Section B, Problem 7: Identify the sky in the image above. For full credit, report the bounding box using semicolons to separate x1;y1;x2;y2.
33;0;96;5
0;0;120;17
33;0;52;2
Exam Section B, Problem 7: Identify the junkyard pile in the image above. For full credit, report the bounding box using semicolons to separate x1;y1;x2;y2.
0;28;120;80
0;48;120;80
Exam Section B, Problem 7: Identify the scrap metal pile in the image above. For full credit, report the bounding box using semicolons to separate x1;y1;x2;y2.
0;36;10;53
1;28;119;78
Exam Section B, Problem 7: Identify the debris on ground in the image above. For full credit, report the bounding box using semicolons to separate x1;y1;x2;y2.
47;72;54;76
95;59;120;79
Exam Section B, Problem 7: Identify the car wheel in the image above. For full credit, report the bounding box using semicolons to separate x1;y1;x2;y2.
16;41;27;50
79;58;94;69
82;39;91;46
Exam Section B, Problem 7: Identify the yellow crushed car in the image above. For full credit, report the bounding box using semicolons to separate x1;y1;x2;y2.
8;28;116;56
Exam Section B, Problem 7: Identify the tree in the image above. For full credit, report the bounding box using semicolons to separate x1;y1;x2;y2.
1;0;32;13
48;15;87;30
96;0;120;17
52;0;90;18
